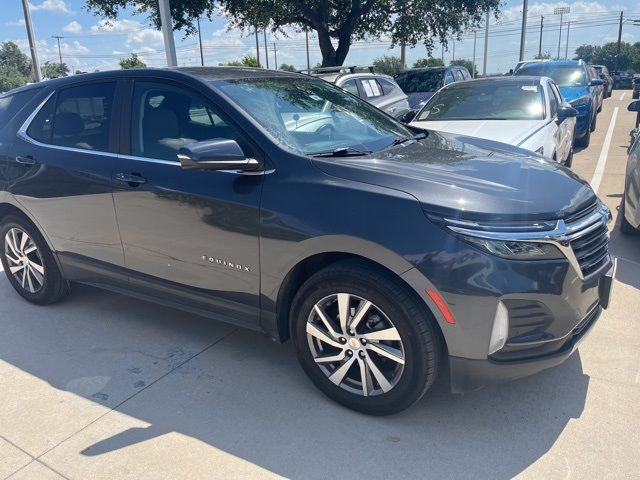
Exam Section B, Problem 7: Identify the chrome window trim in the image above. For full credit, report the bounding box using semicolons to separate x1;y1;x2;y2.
445;203;612;280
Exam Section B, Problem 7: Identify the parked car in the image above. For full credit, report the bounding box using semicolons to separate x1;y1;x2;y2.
408;76;577;166
612;71;633;89
0;68;614;415
394;66;471;109
311;66;410;118
592;65;613;98
587;65;604;113
621;100;640;233
515;60;603;148
632;76;640;99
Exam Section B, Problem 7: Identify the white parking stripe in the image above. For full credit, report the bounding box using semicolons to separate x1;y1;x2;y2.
619;92;627;101
590;107;618;194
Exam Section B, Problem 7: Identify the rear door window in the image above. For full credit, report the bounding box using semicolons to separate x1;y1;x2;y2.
444;70;455;85
378;78;398;96
358;78;383;98
33;82;117;152
453;69;464;81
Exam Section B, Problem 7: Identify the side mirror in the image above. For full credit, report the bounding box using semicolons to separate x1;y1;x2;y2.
589;78;604;86
399;109;417;123
628;101;640;112
178;138;261;171
557;105;579;119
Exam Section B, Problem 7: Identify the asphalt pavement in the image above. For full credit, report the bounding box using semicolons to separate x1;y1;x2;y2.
0;91;639;480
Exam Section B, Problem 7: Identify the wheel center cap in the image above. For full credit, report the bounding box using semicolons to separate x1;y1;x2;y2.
348;338;360;349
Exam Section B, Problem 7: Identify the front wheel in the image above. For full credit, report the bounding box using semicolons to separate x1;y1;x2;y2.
291;261;442;415
575;126;591;148
620;198;638;234
564;146;574;168
0;214;70;305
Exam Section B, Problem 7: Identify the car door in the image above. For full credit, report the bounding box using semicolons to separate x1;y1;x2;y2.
110;78;263;327
549;81;572;161
12;80;125;279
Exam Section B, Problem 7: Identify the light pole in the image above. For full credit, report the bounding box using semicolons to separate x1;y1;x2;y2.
482;10;489;77
21;0;41;81
564;21;571;59
472;30;477;78
554;7;570;60
518;0;529;61
158;0;177;67
538;16;544;57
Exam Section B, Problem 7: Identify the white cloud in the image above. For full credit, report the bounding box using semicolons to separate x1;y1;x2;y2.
29;0;73;14
63;21;83;34
127;29;164;47
15;38;90;72
6;19;26;27
90;19;164;50
498;1;610;23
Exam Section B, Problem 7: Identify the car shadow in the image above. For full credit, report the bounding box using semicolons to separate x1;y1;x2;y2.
609;199;640;290
0;280;589;479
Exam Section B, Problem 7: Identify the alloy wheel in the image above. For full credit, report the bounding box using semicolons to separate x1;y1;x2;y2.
306;293;405;396
4;228;45;294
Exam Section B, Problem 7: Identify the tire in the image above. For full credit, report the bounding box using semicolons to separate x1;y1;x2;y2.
620;198;638;234
633;92;639;100
597;102;602;113
575;126;591;148
0;214;70;305
590;111;597;132
291;260;442;415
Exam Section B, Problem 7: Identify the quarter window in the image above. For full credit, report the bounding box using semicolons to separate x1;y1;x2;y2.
131;81;237;162
444;71;455;85
358;79;383;98
453;69;464;81
341;79;360;96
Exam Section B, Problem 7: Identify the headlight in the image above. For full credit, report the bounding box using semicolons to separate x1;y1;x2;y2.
570;96;589;107
457;235;564;260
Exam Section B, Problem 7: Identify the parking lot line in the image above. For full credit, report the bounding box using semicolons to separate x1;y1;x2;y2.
590;107;618;194
619;92;627;101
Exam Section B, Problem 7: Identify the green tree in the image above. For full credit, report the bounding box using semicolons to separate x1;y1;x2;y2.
0;41;32;77
278;63;296;72
42;61;69;79
222;54;260;67
0;65;29;92
450;58;476;77
85;0;501;67
373;55;403;75
119;53;147;69
574;42;640;72
413;57;444;68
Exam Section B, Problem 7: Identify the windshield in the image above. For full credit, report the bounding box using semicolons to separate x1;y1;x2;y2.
394;70;444;93
416;82;545;121
516;64;586;87
214;77;411;155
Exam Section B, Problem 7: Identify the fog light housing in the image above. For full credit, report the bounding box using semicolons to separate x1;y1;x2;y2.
489;302;509;355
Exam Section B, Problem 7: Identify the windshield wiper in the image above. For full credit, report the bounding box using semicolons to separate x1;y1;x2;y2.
310;147;372;157
388;131;428;148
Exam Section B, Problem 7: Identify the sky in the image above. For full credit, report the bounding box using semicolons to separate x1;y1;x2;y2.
2;0;639;75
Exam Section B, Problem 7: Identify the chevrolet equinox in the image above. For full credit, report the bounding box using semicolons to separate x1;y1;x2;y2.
0;68;614;415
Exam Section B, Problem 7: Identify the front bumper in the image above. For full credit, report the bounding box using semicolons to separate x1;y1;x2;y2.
448;262;614;393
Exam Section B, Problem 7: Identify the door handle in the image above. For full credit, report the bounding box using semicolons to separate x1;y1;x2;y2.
15;155;35;165
114;172;147;186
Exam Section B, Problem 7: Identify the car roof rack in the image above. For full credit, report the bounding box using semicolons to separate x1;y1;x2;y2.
312;65;376;74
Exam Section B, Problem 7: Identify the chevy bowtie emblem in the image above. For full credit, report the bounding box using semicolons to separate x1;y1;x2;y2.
202;256;251;272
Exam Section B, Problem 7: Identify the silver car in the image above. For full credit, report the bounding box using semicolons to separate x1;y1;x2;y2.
312;66;410;118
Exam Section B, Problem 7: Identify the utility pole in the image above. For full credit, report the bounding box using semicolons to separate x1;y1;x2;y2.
538;16;544;57
452;39;455;62
21;0;41;81
441;42;444;64
273;41;278;70
158;0;177;67
615;11;624;72
400;44;406;71
554;7;569;60
472;30;477;78
51;35;64;73
518;0;528;61
263;30;269;69
305;30;311;74
482;10;489;77
565;21;571;59
255;28;261;67
196;17;204;66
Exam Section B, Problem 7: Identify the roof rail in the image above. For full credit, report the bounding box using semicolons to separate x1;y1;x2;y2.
313;65;376;74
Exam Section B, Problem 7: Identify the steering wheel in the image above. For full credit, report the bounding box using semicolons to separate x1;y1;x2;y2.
315;124;335;140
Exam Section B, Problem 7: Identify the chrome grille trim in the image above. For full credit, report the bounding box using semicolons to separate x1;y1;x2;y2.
445;202;612;280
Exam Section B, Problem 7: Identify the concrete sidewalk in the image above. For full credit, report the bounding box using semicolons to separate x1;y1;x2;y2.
1;92;639;480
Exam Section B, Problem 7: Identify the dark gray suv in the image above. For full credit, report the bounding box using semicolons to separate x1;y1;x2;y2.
0;68;614;415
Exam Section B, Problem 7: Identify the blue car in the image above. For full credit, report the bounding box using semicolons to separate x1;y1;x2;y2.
515;60;603;147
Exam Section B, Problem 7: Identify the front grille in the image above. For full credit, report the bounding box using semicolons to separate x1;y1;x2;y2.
566;204;610;277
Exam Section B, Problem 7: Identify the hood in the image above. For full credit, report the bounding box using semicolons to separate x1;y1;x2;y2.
407;92;435;109
312;131;596;222
560;85;589;102
409;119;543;147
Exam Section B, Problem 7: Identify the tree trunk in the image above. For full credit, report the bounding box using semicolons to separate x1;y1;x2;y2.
317;28;352;67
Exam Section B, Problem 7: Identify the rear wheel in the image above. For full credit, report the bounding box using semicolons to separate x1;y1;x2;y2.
590;111;597;132
620;198;638;234
291;261;442;415
0;214;69;305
